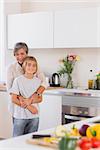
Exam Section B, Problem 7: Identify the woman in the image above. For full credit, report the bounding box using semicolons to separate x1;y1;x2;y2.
7;42;47;105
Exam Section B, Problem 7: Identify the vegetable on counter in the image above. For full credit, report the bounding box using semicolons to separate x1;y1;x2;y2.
79;124;90;136
86;124;100;139
70;124;80;137
54;125;69;137
59;136;77;150
78;137;100;150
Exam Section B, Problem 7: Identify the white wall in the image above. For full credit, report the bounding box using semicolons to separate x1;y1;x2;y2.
4;0;21;15
6;48;100;88
5;1;100;88
21;0;100;13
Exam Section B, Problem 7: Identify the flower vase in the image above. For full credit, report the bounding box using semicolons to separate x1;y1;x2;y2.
66;74;73;89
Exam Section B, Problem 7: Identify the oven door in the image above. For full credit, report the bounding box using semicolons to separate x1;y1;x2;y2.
64;114;92;124
62;105;94;124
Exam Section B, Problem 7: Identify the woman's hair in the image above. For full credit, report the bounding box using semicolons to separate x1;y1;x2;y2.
22;56;38;74
13;42;29;56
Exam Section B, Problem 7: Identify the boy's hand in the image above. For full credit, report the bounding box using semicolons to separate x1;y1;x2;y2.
20;99;27;108
18;96;33;107
24;98;32;106
28;106;38;114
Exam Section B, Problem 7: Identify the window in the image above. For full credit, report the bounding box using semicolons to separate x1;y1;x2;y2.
0;1;6;81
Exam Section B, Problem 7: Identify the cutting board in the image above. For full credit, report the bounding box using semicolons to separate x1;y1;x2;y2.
27;138;58;149
27;138;100;150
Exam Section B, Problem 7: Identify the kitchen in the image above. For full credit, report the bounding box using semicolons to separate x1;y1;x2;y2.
0;0;100;149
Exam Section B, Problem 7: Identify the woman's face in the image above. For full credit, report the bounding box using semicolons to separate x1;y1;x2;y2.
14;48;27;64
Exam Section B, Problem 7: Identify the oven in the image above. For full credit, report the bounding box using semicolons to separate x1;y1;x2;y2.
62;105;96;124
62;93;100;124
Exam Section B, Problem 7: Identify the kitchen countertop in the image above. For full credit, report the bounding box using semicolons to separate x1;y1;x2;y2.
0;84;6;92
0;116;99;150
44;88;100;98
1;84;100;98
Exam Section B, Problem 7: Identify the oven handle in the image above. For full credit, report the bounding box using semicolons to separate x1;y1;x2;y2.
65;115;86;121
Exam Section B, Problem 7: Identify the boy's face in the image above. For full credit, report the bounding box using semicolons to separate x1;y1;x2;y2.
25;60;37;75
14;48;27;64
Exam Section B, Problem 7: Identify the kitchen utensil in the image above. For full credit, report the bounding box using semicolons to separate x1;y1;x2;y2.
32;134;51;139
50;73;60;87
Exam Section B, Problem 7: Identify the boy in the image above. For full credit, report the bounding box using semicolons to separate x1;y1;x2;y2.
9;56;42;137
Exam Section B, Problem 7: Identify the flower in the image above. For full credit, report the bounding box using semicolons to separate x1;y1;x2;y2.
58;54;79;76
58;54;79;88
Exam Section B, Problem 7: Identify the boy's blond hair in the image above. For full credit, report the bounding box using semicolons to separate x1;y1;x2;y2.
22;56;38;74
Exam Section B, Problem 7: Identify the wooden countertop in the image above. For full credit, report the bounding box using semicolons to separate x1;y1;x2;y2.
46;86;64;90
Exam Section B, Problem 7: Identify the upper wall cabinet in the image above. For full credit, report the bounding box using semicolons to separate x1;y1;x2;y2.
7;12;53;49
54;8;99;48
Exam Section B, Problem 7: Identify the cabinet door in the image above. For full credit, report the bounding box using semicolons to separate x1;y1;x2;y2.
39;95;62;130
7;12;53;49
0;92;12;138
54;8;98;48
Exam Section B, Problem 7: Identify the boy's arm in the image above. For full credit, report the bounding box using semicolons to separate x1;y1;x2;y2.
26;105;38;114
18;96;38;114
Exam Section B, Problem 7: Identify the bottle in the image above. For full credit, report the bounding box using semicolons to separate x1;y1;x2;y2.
88;70;94;89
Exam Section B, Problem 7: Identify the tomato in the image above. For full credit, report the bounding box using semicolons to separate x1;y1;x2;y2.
78;137;92;150
91;137;100;148
79;141;92;150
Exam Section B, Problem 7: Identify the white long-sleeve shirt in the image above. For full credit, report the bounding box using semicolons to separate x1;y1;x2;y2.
6;62;47;90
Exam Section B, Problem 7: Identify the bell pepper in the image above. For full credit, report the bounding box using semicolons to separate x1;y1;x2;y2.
70;124;80;136
59;136;77;150
86;124;100;140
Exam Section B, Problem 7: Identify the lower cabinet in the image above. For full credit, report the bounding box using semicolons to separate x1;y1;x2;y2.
0;92;12;138
39;94;62;130
0;92;62;138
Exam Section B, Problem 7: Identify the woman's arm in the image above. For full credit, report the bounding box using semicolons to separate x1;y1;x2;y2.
29;66;46;103
32;94;42;103
30;86;44;104
11;94;27;108
6;65;14;91
11;94;21;106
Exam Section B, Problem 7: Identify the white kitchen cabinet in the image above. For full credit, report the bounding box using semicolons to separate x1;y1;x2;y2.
39;94;62;130
7;12;53;49
0;92;12;138
54;7;99;48
97;7;100;47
